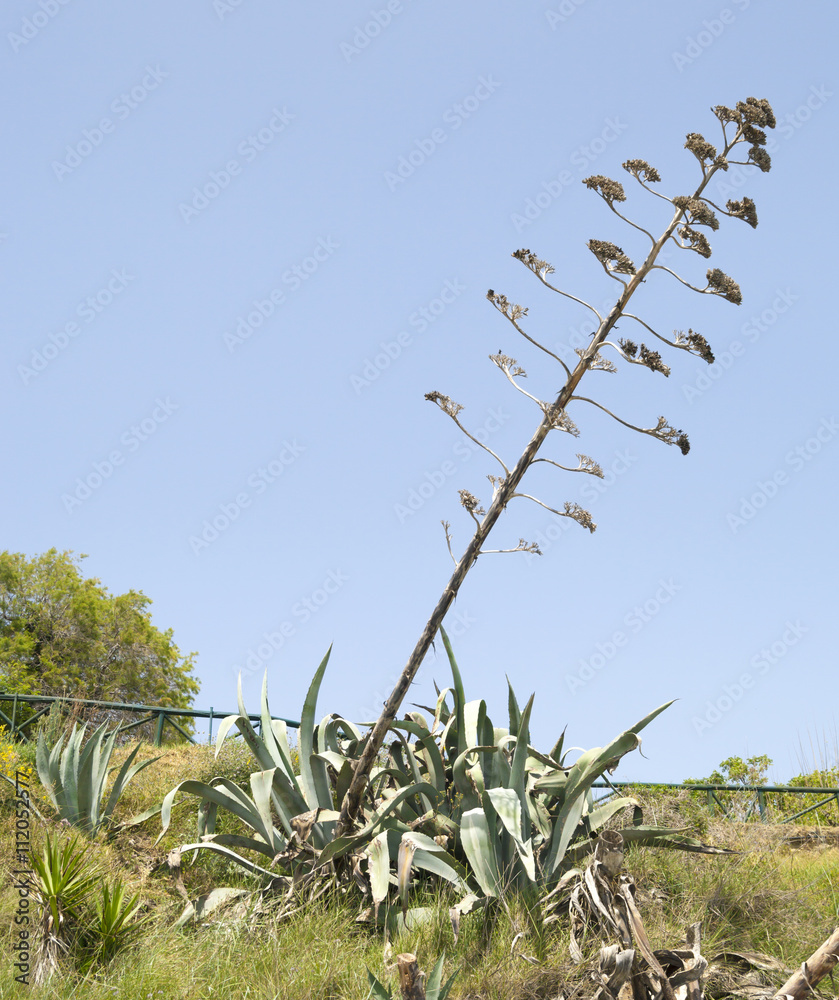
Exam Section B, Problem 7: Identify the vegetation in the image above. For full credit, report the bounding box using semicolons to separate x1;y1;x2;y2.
1;724;836;997
338;96;778;835
0;96;814;997
0;549;199;738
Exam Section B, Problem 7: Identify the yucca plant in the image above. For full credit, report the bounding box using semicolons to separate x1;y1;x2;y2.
36;720;162;836
29;831;103;984
76;879;153;973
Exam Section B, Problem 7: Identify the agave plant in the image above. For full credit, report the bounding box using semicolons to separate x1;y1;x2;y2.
36;721;162;836
159;632;724;933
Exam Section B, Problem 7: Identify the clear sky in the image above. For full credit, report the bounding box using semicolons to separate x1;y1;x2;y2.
3;0;837;784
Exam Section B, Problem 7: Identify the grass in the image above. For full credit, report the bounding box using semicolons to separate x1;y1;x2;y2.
1;740;838;999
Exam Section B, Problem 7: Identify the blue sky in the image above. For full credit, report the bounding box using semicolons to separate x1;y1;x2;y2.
3;0;837;783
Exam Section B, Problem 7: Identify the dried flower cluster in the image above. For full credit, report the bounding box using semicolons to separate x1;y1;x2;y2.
622;159;661;183
674;329;715;364
337;97;778;838
587;239;636;275
726;196;758;229
706;268;742;305
684;132;718;164
583;175;627;205
671;196;719;230
486;289;528;321
511;248;554;277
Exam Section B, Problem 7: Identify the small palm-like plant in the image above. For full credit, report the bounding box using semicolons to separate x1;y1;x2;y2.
77;879;153;972
29;831;102;984
36;721;162;835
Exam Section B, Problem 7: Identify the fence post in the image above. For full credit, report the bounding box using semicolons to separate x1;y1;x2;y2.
11;693;18;738
758;788;767;823
707;789;714;816
208;707;214;745
154;712;165;747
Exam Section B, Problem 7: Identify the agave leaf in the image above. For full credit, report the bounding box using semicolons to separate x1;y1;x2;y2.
397;836;417;915
508;694;535;843
176;840;279;877
101;745;163;827
463;699;484;752
542;702;674;874
439;627;467;759
174;886;253;929
460;807;500;897
366;969;394;1000
486;786;536;883
366;830;391;913
426;952;459;1000
507;677;522;737
402;831;469;892
388;730;433;815
298;646;334;809
415;732;447;792
259;672;296;773
619;825;738;854
586;796;639;832
77;723;110;831
157;775;284;852
316;781;441;866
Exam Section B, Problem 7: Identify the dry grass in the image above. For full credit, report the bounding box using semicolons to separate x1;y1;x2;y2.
1;746;837;999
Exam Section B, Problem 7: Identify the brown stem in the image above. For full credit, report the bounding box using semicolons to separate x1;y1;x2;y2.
335;136;736;838
773;926;839;1000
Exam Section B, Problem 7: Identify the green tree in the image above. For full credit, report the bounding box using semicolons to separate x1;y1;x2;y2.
0;549;199;739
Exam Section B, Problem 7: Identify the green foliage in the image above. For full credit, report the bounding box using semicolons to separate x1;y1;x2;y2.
159;631;720;927
707;755;773;786
36;721;162;836
0;549;199;740
28;830;150;983
76;879;154;973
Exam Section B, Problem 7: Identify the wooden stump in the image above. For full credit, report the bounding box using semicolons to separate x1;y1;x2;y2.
397;953;425;999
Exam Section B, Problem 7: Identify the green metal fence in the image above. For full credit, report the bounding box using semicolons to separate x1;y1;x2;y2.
0;691;299;746
592;780;839;825
1;693;836;825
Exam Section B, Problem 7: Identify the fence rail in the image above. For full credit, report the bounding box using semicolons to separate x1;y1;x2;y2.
592;780;839;825
1;694;836;825
0;692;299;746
